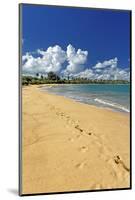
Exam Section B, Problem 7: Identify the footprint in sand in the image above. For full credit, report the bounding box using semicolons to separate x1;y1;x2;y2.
75;125;83;132
60;112;64;117
68;138;74;142
79;146;89;153
66;118;76;125
66;115;70;119
74;125;93;137
113;155;130;172
87;132;92;136
76;162;86;169
76;134;81;139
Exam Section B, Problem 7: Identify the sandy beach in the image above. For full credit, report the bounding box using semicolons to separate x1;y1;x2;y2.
22;85;130;194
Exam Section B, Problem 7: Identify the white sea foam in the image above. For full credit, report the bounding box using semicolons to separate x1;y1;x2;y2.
94;98;130;113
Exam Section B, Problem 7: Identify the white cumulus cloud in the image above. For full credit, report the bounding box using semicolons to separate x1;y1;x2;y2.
93;57;118;69
22;44;130;81
65;44;88;74
23;45;67;75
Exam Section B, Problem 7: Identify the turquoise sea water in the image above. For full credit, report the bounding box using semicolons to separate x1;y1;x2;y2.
43;84;130;113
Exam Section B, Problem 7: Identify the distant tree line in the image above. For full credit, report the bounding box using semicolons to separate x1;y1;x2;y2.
22;71;130;86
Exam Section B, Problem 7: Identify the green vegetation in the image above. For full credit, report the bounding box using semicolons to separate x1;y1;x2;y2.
22;72;130;86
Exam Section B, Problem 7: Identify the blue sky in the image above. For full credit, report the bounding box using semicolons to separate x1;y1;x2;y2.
22;4;131;80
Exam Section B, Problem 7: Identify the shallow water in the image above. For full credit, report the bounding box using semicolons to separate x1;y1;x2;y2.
42;84;130;113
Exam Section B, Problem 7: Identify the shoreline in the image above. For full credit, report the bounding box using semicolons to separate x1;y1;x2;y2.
22;85;130;194
39;84;130;115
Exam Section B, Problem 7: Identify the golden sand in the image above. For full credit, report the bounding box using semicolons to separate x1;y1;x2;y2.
22;85;130;194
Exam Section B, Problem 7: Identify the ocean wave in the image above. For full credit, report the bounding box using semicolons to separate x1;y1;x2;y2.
94;98;130;113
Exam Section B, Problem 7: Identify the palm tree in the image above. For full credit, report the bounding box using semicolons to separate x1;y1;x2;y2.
48;71;60;81
36;73;39;78
41;75;44;79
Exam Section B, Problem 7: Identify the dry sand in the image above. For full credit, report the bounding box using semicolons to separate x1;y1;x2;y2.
22;85;130;194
